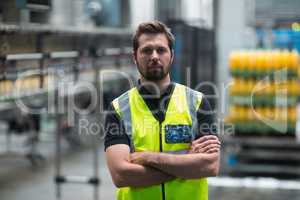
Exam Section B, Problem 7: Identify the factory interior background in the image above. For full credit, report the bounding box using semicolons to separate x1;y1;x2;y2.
0;0;300;199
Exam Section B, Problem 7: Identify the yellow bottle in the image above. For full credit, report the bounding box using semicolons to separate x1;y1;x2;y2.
229;79;236;95
278;50;284;70
242;80;248;95
278;107;288;122
248;51;256;76
265;107;274;120
244;51;252;77
264;51;272;75
240;79;248;96
239;106;247;122
269;82;275;97
247;107;255;122
234;79;240;96
282;50;289;68
248;79;255;96
289;107;296;123
265;79;273;105
255;51;264;78
229;106;238;122
229;51;238;76
262;51;269;75
273;50;281;72
290;50;299;75
290;79;298;97
239;51;247;77
253;107;262;121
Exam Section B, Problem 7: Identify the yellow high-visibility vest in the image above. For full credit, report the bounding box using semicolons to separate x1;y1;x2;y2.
112;83;208;200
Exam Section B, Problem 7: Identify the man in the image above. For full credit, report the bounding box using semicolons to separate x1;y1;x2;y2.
104;21;220;200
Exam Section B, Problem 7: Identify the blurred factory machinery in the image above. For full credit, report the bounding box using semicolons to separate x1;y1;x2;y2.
0;0;300;200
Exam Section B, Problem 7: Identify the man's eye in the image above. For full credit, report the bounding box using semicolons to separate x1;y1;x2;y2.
142;48;153;54
157;47;167;54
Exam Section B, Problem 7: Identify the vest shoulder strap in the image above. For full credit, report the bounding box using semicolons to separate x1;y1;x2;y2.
184;85;203;111
112;88;136;118
111;88;136;138
184;85;203;140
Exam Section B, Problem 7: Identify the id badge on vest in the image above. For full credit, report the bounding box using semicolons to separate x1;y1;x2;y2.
165;125;192;143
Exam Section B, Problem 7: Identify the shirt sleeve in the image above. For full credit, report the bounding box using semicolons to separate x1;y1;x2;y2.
104;103;130;151
196;95;217;138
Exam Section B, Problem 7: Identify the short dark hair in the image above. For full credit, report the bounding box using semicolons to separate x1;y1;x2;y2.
132;21;175;53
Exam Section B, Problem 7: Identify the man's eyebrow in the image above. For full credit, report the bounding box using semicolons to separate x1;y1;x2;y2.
141;45;153;48
141;45;167;49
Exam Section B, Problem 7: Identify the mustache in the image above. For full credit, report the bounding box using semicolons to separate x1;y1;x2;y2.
147;64;163;69
148;61;162;67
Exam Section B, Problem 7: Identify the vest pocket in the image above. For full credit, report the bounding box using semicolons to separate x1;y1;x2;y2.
165;125;192;144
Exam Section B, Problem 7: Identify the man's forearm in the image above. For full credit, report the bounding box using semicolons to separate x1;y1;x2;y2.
137;152;220;179
106;144;175;188
110;161;174;188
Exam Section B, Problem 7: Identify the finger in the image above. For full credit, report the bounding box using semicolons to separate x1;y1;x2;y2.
191;144;220;154
131;157;142;164
130;156;136;163
200;139;221;146
192;135;219;145
130;153;137;159
202;144;221;153
191;142;216;152
130;153;141;162
193;143;220;153
206;148;220;153
193;135;217;144
192;139;221;150
190;147;205;154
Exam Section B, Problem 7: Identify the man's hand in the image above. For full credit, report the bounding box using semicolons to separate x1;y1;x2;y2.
189;135;221;154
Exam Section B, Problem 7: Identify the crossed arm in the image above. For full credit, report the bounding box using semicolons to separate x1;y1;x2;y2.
105;135;220;188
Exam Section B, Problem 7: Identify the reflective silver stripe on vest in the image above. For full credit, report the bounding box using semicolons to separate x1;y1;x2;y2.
185;87;199;140
162;149;189;155
118;92;135;152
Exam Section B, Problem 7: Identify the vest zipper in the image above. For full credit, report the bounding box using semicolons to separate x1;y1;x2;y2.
159;123;166;200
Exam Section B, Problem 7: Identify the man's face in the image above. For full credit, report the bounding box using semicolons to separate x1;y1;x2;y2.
134;33;173;81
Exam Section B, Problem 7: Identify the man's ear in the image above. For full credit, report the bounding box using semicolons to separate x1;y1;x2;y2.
132;51;137;65
170;49;174;64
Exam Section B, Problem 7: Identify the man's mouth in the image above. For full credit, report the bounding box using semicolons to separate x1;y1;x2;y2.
148;64;162;69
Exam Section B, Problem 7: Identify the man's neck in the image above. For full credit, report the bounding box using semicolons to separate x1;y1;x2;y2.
140;75;171;94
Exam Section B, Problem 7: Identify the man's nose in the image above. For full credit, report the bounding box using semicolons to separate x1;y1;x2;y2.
151;50;159;60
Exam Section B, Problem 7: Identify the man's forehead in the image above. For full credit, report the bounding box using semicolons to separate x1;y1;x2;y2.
138;33;169;46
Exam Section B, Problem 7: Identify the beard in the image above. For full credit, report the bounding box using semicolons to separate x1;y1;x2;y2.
145;66;165;81
137;61;171;81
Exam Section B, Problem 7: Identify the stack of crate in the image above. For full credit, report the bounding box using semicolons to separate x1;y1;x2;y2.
227;50;300;136
223;50;300;178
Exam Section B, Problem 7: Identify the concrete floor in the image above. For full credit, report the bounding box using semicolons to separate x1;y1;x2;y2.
1;134;300;200
0;132;116;200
